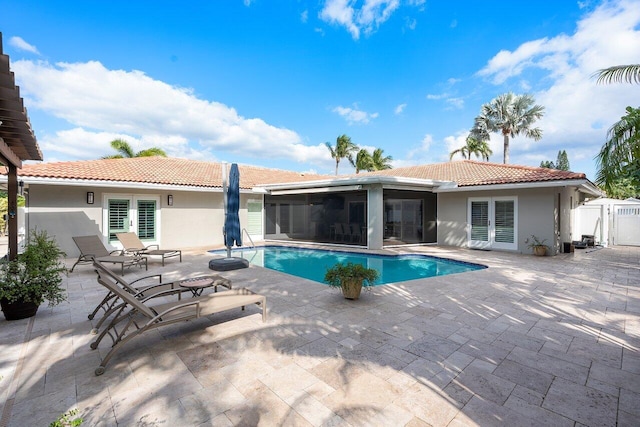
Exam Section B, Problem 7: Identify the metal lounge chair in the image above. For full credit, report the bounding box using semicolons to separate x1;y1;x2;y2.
70;235;147;275
88;262;232;349
116;232;182;266
91;260;266;375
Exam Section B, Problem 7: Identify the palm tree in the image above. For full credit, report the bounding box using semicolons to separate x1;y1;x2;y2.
325;134;358;175
595;106;640;195
470;93;544;164
595;64;640;85
449;136;493;161
370;148;393;170
354;149;373;174
102;138;167;159
594;64;640;197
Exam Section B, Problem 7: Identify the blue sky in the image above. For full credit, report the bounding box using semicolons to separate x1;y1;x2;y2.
3;0;640;180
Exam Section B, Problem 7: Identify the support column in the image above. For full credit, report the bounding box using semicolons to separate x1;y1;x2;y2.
367;184;384;250
7;163;18;260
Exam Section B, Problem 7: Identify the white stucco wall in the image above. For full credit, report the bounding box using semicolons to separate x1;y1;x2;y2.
437;187;559;254
25;184;252;257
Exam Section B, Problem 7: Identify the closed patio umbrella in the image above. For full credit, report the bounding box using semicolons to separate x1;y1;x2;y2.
210;163;249;271
224;163;242;255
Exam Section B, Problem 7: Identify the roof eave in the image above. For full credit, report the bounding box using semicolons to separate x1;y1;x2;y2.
256;175;453;192
0;176;235;193
434;179;604;196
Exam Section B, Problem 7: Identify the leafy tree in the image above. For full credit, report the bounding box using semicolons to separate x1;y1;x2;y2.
325;134;358;175
470;93;544;164
540;160;555;169
595;106;640;196
0;195;26;236
540;150;570;170
449;136;493;161
593;64;640;198
556;150;570;171
370;148;393;170
354;149;373;174
354;148;393;173
604;176;639;199
102;138;167;159
595;64;640;85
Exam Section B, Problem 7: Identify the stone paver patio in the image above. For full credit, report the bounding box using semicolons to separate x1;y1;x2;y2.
1;244;639;426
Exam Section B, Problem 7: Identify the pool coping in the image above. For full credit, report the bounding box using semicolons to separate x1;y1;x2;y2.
209;244;488;286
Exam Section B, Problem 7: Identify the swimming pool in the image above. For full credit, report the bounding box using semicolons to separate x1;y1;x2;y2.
213;246;486;285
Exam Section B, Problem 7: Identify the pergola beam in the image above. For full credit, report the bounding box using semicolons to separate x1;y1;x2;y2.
0;33;43;260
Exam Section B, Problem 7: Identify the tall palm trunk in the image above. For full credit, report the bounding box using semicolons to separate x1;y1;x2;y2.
503;134;510;164
335;159;339;176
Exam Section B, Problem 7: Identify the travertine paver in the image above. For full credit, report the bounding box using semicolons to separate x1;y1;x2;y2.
0;244;639;426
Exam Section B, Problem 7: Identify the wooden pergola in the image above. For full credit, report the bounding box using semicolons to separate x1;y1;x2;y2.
0;33;43;260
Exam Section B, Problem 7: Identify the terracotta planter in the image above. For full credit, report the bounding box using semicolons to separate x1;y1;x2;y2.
0;298;39;320
533;246;547;256
341;279;364;300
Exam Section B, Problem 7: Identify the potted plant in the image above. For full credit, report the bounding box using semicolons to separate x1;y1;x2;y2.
0;229;67;320
324;261;379;300
525;235;548;256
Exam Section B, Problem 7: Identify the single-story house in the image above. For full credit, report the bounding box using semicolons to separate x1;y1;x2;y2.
5;157;602;257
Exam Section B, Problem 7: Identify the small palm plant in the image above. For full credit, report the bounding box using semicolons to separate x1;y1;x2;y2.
525;235;548;256
324;262;379;300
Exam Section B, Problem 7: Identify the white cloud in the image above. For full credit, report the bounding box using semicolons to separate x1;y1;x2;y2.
394;103;407;114
9;36;39;54
426;93;449;100
243;0;252;6
427;92;464;109
446;97;464;109
404;17;417;31
301;10;309;23
406;134;433;162
13;59;328;164
476;0;640;178
332;105;379;124
450;19;457;29
319;0;403;39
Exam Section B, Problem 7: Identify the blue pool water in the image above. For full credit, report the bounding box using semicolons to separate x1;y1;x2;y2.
213;246;486;285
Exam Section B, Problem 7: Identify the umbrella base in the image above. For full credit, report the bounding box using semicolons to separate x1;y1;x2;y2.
209;257;250;271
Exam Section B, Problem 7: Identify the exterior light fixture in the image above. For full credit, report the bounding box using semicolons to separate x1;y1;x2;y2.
18;180;24;196
167;194;173;206
87;192;94;204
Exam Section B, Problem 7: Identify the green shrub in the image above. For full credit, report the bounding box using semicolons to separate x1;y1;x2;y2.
0;229;67;306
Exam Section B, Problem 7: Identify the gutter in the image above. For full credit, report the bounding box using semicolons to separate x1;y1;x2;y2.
434;179;603;197
256;175;453;193
0;176;249;193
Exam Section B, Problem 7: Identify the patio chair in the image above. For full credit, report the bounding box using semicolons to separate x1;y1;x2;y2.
70;235;147;275
91;259;266;375
89;261;232;349
116;232;182;266
350;223;364;244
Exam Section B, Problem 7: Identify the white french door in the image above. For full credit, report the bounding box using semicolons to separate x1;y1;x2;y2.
468;197;517;250
103;195;161;246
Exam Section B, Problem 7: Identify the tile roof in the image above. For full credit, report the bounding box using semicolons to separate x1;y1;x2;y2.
364;160;587;187
16;157;330;190
14;158;590;190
